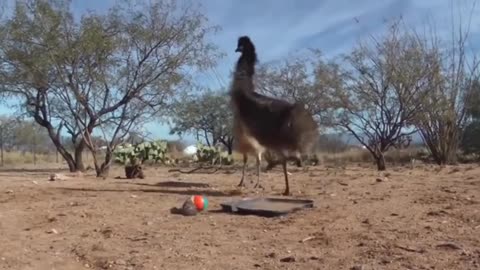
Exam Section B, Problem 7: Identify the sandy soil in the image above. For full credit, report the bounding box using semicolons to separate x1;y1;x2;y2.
0;163;479;270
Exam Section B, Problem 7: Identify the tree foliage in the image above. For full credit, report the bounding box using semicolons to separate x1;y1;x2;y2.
169;89;234;153
460;79;480;155
412;18;480;165
329;22;434;170
255;51;339;124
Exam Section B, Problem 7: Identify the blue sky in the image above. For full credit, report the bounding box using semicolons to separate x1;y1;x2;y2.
1;0;479;143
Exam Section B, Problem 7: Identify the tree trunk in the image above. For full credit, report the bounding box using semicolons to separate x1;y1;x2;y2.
32;134;36;165
375;154;386;171
0;130;3;167
96;150;113;178
74;140;86;171
97;163;110;178
45;128;79;172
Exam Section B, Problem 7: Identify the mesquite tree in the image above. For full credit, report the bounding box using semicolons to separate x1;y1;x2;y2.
412;19;480;165
255;51;339;124
169;89;234;153
330;22;435;170
0;0;221;176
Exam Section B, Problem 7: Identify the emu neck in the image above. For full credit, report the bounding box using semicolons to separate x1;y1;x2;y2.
235;49;256;77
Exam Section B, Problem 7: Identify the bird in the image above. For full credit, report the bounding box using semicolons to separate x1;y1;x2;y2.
229;36;319;195
230;36;265;188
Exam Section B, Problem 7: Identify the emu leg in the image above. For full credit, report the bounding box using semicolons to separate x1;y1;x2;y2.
237;154;248;187
282;159;290;196
254;152;263;189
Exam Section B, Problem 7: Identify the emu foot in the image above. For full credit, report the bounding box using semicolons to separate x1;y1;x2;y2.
237;179;246;187
283;189;291;196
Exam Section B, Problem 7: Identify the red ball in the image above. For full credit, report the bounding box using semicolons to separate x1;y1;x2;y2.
191;195;208;211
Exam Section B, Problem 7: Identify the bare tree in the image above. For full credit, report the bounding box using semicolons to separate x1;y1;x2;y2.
330;21;435;170
0;0;221;176
413;4;480;165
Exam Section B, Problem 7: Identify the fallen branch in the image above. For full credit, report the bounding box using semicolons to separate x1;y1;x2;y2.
394;244;425;253
300;236;317;243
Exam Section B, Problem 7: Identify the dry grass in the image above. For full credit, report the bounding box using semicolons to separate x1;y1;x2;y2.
0;151;57;165
0;151;102;168
0;148;421;169
227;148;420;169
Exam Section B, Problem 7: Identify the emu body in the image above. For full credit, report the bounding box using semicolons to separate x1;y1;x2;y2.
229;36;318;195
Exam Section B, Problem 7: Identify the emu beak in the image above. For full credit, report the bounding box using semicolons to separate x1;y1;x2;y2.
235;45;243;52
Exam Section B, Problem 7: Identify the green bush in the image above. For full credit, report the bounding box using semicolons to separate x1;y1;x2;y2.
114;140;171;166
195;143;233;165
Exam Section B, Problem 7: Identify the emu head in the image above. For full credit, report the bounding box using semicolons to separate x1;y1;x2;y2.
236;36;253;52
235;35;258;76
237;36;257;58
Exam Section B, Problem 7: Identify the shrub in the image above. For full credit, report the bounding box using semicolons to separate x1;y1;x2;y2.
195;143;233;165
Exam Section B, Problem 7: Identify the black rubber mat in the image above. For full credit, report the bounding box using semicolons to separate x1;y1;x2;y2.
220;197;314;217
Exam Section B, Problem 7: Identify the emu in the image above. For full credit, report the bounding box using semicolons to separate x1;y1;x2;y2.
229;36;319;195
231;37;265;188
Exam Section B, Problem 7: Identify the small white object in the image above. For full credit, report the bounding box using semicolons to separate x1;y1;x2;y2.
183;145;197;155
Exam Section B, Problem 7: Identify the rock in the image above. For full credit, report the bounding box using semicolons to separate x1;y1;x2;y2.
115;259;127;265
376;178;383;182
49;173;70;181
350;266;364;270
100;228;113;238
47;216;57;223
47;229;58;234
5;190;13;194
170;198;198;216
280;256;295;263
436;242;462;250
266;252;277;258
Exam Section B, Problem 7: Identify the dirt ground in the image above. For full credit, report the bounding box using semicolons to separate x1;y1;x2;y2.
0;163;479;270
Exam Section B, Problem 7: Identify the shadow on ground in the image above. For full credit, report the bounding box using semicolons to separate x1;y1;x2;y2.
56;186;232;197
127;181;211;188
